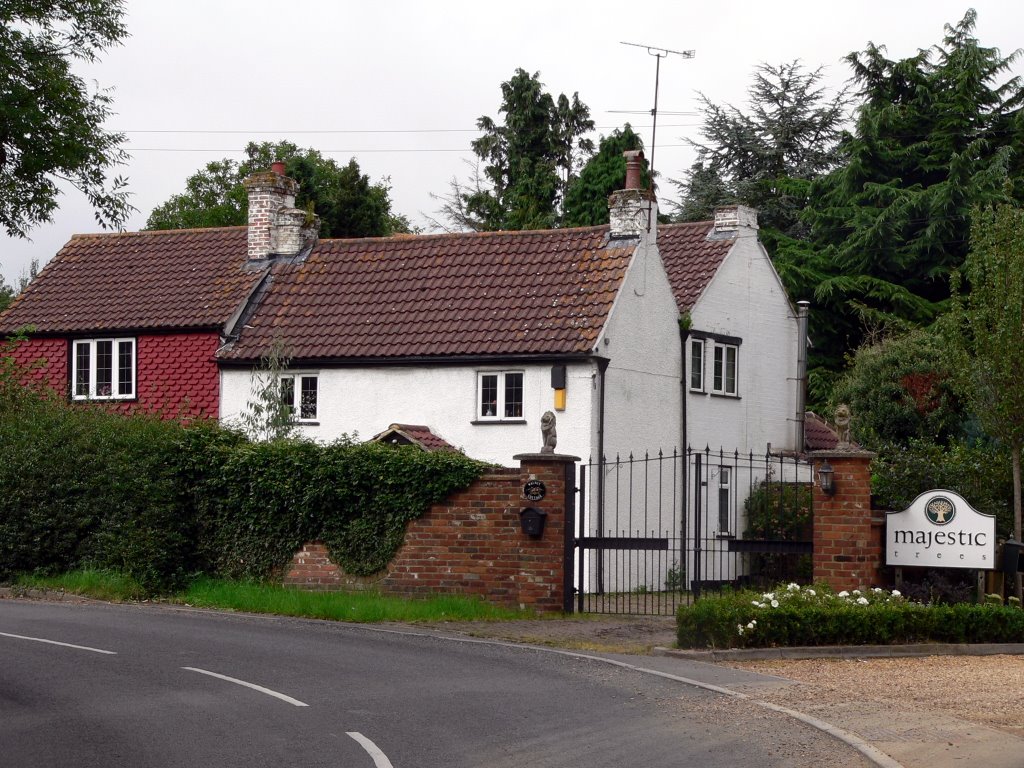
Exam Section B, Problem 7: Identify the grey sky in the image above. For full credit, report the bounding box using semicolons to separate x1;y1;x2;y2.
2;0;1022;286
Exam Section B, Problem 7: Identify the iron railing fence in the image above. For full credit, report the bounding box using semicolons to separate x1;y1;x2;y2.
574;447;814;615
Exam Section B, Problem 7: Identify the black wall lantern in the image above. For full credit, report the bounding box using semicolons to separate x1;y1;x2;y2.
818;461;836;496
519;507;548;538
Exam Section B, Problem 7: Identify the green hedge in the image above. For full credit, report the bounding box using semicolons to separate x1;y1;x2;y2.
678;584;1024;648
0;368;487;592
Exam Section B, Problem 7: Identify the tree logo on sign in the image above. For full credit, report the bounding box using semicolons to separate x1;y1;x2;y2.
925;497;956;526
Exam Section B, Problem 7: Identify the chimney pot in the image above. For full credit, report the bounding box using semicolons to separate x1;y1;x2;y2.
624;150;644;191
271;160;286;176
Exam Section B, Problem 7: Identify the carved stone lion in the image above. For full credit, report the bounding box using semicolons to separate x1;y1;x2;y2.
540;411;557;454
834;403;852;449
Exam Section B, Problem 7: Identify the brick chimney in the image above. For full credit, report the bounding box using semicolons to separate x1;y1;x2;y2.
608;150;657;242
242;163;320;261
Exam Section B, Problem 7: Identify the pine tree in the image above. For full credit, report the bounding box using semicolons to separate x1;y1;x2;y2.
805;10;1024;368
561;125;646;227
674;61;848;238
438;69;595;231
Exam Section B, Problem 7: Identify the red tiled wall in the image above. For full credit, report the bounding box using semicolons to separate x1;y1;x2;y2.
6;332;220;421
9;337;67;394
284;458;573;612
812;453;884;591
134;333;220;419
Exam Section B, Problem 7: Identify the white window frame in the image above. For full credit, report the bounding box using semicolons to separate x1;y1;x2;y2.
476;370;525;421
71;337;136;400
711;342;739;397
689;338;705;392
279;373;319;422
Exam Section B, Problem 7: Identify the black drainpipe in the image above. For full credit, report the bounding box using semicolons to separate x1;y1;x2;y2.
796;301;810;453
678;320;690;593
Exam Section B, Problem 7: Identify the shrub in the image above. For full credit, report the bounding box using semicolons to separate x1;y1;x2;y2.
677;583;1024;648
829;329;965;448
871;438;1013;535
0;364;488;593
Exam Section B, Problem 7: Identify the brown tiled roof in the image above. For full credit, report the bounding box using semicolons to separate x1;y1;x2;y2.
0;227;260;335
658;222;734;311
804;412;839;450
219;227;635;362
370;423;458;452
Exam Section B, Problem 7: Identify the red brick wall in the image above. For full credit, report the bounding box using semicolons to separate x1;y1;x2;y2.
6;332;220;420
812;452;883;591
284;457;574;612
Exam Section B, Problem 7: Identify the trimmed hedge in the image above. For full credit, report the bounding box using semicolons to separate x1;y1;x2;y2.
678;584;1024;648
0;370;487;592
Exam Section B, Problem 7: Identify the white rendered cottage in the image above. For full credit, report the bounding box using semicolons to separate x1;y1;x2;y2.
218;155;802;469
217;156;806;593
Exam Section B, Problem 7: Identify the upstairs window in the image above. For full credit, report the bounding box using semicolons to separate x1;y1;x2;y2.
477;371;524;421
71;338;136;400
711;342;738;396
280;374;318;421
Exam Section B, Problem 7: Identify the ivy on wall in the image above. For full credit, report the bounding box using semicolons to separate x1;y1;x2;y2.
0;363;488;592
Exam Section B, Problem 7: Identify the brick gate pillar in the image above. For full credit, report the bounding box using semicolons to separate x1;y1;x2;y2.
512;453;579;613
811;449;880;592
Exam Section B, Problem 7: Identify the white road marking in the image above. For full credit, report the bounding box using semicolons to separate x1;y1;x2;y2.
346;732;395;768
0;630;117;655
181;667;309;707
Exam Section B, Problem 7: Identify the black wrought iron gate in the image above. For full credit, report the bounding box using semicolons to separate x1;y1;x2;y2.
572;448;814;615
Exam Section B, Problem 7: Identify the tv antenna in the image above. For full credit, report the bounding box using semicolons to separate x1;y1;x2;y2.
620;41;694;184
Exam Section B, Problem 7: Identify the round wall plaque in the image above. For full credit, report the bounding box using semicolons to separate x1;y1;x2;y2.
523;479;546;501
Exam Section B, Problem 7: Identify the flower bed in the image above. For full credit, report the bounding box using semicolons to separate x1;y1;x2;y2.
677;583;1024;648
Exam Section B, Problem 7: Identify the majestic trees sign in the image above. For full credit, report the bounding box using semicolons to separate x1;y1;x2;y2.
886;490;995;569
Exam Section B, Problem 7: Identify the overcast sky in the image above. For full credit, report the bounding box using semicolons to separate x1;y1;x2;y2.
3;1;1023;286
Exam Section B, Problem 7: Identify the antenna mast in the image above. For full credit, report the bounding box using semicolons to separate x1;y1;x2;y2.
620;41;694;184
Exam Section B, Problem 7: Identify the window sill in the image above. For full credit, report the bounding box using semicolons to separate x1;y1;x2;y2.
293;421;320;426
471;419;527;426
709;392;741;400
70;396;138;403
716;531;736;539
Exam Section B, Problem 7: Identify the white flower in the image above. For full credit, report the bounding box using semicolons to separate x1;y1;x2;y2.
771;599;780;608
752;600;763;607
857;597;869;605
872;587;883;593
763;592;775;601
737;624;745;635
787;583;800;591
838;590;850;598
892;590;901;597
746;621;756;630
852;589;862;595
806;589;816;597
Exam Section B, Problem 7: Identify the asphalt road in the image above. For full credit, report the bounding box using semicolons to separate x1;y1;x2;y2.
0;601;872;767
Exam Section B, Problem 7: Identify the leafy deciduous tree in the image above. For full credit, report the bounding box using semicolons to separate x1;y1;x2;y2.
146;141;410;238
0;0;132;237
947;204;1024;576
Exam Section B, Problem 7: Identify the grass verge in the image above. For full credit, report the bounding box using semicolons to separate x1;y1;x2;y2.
13;570;533;622
180;578;532;623
16;569;148;602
